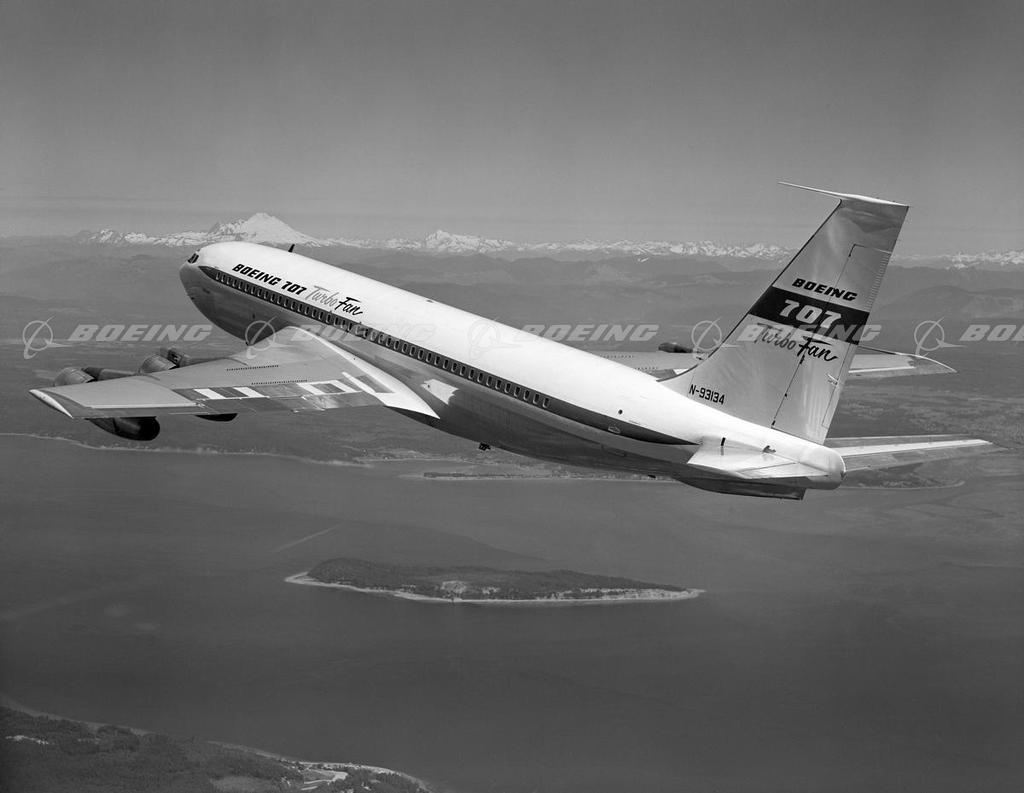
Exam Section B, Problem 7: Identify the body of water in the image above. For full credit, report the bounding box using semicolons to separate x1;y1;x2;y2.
1;435;1021;792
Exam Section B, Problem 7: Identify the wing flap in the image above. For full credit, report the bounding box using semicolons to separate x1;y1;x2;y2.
29;326;438;420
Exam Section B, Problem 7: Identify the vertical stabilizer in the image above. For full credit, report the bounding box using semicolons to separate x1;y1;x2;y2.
664;185;908;443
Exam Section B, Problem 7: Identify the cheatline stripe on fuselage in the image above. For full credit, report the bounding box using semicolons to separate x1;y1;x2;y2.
198;265;692;446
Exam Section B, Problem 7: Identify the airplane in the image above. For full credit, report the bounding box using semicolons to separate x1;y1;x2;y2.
29;184;994;499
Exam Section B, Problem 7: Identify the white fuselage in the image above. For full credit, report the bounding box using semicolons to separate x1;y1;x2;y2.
179;242;843;488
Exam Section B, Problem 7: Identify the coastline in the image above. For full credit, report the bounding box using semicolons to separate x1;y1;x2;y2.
0;692;149;736
0;432;370;469
408;471;671;483
0;693;435;792
285;572;702;605
846;480;966;491
0;434;655;482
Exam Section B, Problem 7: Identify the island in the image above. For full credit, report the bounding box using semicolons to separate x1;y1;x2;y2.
287;557;699;604
0;704;431;793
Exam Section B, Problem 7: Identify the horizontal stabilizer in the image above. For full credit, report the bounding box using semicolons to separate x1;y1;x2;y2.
846;347;955;379
827;435;997;471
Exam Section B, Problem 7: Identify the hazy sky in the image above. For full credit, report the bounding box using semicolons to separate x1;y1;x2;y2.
2;0;1022;252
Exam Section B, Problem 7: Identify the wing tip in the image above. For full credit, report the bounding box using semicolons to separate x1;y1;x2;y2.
29;388;74;419
914;355;956;375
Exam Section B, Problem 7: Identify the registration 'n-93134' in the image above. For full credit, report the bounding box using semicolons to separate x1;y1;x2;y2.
688;384;725;405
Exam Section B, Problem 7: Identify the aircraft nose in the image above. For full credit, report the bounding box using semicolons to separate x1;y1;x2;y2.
179;250;211;310
179;251;201;287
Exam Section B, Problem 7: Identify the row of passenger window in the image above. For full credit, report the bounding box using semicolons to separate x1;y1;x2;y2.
206;266;551;410
207;270;339;323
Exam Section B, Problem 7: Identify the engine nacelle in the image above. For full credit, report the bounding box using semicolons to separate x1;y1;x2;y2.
83;366;134;381
51;355;215;440
53;367;95;387
160;347;195;367
137;354;177;374
86;416;160;441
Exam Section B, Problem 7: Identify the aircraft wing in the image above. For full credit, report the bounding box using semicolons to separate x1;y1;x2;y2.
826;435;997;471
591;347;955;379
29;326;438;420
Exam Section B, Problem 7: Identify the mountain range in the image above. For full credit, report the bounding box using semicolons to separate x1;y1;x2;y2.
73;213;795;262
70;213;1023;268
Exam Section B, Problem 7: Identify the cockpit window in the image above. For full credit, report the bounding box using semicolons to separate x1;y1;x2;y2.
187;252;199;264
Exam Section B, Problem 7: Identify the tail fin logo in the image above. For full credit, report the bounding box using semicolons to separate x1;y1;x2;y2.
749;287;869;342
791;278;857;302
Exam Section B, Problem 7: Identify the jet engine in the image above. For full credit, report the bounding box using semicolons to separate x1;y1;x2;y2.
160;347;202;367
149;347;236;422
82;366;134;381
137;346;203;374
50;347;233;439
87;416;160;441
53;367;96;387
51;368;160;441
137;353;176;374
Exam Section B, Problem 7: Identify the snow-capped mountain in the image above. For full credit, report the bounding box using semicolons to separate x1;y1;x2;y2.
75;213;327;248
70;213;1022;268
375;231;795;261
379;230;526;256
197;213;326;246
948;250;1024;268
894;250;1024;270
